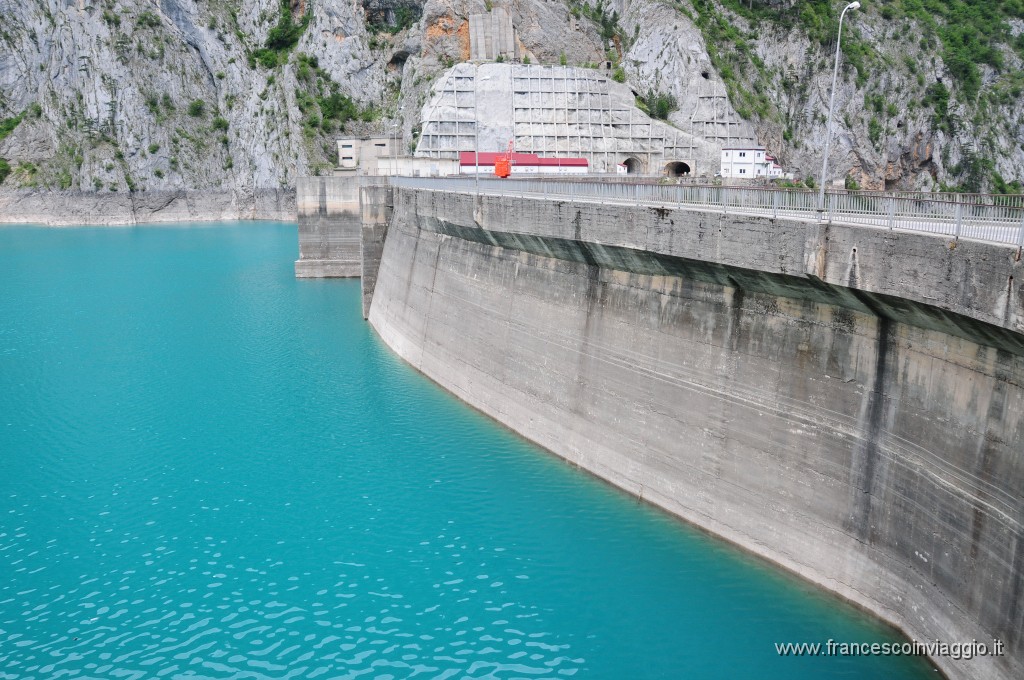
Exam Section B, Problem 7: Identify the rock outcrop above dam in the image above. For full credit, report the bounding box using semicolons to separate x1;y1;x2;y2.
3;1;1021;196
366;186;1024;680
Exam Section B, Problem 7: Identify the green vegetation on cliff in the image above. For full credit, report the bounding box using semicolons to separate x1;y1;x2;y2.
364;1;421;35
684;0;1023;191
293;53;375;137
252;1;310;68
0;111;24;142
898;0;1024;99
697;0;1024;107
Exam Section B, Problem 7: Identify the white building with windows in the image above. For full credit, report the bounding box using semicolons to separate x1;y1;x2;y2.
720;147;783;179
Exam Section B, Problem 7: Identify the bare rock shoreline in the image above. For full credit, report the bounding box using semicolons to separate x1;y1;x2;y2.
0;189;296;226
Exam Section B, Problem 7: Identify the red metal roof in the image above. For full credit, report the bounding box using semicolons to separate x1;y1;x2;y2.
459;151;588;167
536;157;588;167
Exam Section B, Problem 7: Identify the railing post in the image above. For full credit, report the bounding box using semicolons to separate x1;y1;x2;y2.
723;187;728;215
772;190;779;220
887;198;896;230
1017;208;1024;248
954;201;963;240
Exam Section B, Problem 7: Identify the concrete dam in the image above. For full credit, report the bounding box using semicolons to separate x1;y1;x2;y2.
296;176;1024;680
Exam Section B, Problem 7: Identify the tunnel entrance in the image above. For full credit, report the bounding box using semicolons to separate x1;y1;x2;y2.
623;157;643;174
665;161;691;177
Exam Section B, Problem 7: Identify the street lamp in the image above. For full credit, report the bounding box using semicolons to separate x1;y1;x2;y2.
474;62;480;199
818;1;860;214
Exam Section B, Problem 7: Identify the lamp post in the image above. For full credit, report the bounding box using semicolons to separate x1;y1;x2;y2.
818;1;861;214
474;62;480;199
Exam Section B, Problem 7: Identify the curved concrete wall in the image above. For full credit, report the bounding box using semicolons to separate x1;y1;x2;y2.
367;188;1024;680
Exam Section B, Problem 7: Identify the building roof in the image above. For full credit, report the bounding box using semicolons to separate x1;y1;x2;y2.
721;147;766;151
459;151;588;167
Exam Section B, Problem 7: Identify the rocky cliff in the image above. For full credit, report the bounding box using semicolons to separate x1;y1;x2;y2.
0;0;386;217
0;0;1021;216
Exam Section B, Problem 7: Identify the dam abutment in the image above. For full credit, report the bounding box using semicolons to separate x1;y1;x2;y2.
295;175;363;278
360;185;1023;680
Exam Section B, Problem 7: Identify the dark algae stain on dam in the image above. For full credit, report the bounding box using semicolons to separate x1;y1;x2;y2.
0;224;936;679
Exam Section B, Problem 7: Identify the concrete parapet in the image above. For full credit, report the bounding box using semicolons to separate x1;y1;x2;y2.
368;187;1024;680
404;188;1024;338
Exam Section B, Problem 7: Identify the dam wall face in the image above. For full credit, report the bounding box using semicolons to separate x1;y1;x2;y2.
367;188;1024;680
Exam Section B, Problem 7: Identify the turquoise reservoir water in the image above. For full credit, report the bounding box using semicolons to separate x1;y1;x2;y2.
0;223;935;679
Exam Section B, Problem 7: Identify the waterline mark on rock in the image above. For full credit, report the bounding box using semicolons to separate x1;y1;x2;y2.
775;638;1005;660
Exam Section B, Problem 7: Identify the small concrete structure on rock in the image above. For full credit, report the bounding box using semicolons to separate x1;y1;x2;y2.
336;136;459;177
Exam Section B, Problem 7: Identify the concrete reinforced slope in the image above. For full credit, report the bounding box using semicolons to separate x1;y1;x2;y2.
367;188;1024;680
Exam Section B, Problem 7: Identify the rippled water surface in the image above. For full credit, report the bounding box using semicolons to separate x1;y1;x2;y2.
0;223;935;679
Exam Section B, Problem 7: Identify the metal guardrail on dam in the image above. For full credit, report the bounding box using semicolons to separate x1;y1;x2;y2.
392;176;1024;247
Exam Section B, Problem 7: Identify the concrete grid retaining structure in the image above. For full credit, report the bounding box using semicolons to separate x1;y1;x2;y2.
415;63;734;175
364;185;1024;680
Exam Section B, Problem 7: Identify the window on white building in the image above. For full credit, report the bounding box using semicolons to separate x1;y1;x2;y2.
739;152;746;158
739;169;746;174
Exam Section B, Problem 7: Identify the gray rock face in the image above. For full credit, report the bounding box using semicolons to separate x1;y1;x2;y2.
613;1;1024;190
0;0;1019;209
619;1;756;150
0;0;384;201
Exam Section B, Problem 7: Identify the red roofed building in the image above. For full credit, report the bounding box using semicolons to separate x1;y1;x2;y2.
459;151;589;175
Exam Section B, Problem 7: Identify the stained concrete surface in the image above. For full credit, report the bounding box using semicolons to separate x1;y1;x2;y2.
295;176;362;278
367;186;1024;680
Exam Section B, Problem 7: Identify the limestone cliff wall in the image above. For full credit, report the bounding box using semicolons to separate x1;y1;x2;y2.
367;187;1024;680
